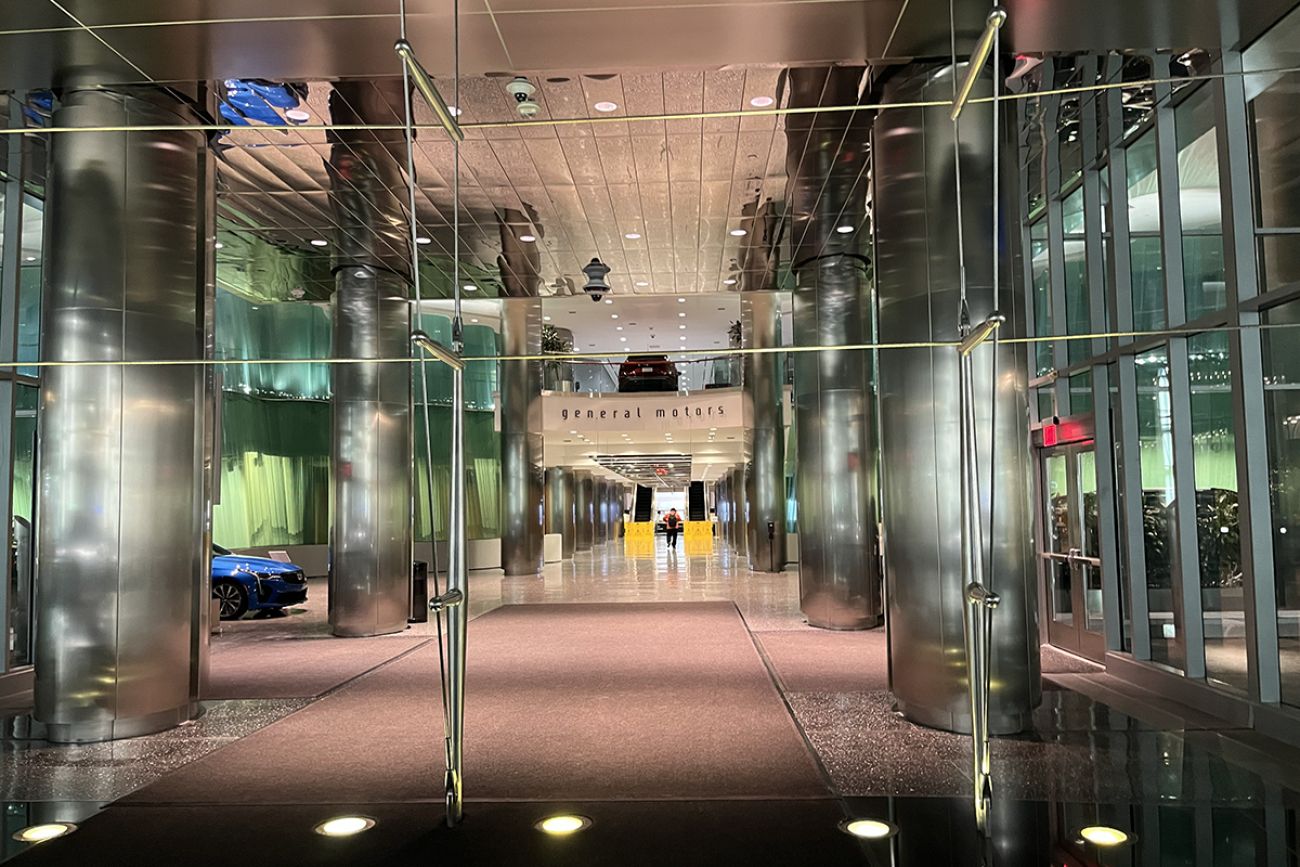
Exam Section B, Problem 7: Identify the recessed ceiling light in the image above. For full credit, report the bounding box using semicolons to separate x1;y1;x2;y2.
285;108;311;123
624;232;641;240
470;318;479;323
314;816;376;837
463;284;477;292
416;236;432;245
616;326;624;331
729;228;747;237
310;239;329;247
840;819;897;840
836;225;855;234
213;242;224;250
593;101;618;113
750;96;775;108
1079;826;1132;847
604;298;614;305
544;315;552;321
635;281;649;287
678;312;686;318
722;278;737;286
611;314;619;319
620;337;627;342
447;105;463;117
677;297;686;303
679;324;686;330
12;823;77;843
519;233;536;242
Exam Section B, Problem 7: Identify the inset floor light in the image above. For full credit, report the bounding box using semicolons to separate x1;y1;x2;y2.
536;815;592;836
839;818;898;840
12;823;77;844
314;816;376;837
1079;826;1132;847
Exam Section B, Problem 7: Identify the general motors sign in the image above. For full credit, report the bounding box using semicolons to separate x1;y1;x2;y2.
542;388;743;433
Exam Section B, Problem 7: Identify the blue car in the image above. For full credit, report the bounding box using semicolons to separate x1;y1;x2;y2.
211;545;309;620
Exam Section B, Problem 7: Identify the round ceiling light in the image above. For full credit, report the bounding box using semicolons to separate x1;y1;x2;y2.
624;232;641;240
729;228;747;237
677;297;685;303
840;819;898;840
543;315;552;321
314;816;375;837
1079;826;1132;847
611;314;619;319
536;815;592;836
593;101;618;113
678;312;686;318
447;105;463;117
604;298;614;305
678;324;686;330
722;278;737;286
519;233;536;242
416;236;432;245
12;823;77;844
749;96;775;108
635;281;649;287
836;225;855;234
213;242;224;250
463;284;477;292
309;239;328;247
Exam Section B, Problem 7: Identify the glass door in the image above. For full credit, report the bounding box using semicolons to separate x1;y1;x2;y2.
1039;443;1106;660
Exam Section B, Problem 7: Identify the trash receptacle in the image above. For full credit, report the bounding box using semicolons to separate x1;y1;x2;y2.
410;560;429;623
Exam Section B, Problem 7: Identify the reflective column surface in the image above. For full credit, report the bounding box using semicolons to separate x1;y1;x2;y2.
874;64;1040;734
545;467;576;558
35;84;210;742
327;80;412;638
574;471;594;552
786;66;881;631
742;292;787;573
499;297;544;576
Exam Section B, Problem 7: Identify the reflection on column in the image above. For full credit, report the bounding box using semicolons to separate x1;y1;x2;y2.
327;80;412;637
545;466;576;558
36;82;211;741
874;63;1039;733
742;291;787;572
786;66;880;630
500;297;544;576
575;471;594;552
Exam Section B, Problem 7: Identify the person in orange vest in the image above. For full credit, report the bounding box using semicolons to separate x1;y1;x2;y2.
664;508;681;549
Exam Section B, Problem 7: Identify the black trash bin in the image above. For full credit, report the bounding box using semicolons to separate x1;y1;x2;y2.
410;560;429;623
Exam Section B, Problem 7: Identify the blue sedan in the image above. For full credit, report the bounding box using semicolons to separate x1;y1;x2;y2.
212;545;309;620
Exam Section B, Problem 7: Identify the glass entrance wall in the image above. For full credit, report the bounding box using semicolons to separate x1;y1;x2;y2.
1018;19;1300;726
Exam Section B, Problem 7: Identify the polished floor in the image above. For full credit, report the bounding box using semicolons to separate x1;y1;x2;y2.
4;539;1300;864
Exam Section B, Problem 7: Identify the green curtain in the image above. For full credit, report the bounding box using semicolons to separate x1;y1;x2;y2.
216;288;332;399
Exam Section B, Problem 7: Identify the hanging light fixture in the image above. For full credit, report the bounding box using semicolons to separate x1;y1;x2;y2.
582;258;612;302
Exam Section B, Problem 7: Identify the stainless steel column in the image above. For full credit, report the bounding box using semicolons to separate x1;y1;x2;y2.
592;478;608;545
875;64;1039;734
500;297;544;575
575;471;594;552
328;81;412;637
743;292;786;572
731;466;748;557
787;66;880;630
36;84;211;742
545;467;576;558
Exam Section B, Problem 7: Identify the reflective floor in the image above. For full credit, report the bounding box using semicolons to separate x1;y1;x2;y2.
4;538;1300;864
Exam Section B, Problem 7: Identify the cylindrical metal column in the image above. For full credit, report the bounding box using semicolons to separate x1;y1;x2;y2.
743;292;787;572
545;467;576;558
875;64;1039;734
500;297;544;576
328;81;412;637
731;465;748;557
787;66;880;630
35;85;210;742
575;471;594;552
593;479;609;545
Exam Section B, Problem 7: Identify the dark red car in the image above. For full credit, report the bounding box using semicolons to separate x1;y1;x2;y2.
618;354;680;392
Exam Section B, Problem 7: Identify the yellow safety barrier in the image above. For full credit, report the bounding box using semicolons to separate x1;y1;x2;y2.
624;521;655;540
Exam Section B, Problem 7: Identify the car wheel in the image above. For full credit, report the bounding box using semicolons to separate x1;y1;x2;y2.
213;580;249;620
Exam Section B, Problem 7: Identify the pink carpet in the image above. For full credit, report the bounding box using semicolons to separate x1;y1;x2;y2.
756;628;890;692
131;602;829;804
205;635;429;699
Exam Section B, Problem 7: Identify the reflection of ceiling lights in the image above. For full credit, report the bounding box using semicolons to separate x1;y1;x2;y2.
729;228;747;237
723;278;736;285
616;326;623;331
750;96;774;108
12;823;77;843
593;101;618;112
519;234;536;242
213;243;223;250
416;236;432;245
836;225;854;234
314;817;376;837
840;819;897;840
310;239;328;247
624;232;641;240
285;108;310;123
463;284;477;292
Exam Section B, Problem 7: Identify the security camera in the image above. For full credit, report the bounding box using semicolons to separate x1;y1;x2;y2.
582;258;611;302
505;77;540;117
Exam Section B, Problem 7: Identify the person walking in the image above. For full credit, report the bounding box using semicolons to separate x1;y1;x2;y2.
664;508;681;550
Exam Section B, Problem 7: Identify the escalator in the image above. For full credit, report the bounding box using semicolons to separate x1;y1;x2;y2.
687;481;706;521
633;485;654;522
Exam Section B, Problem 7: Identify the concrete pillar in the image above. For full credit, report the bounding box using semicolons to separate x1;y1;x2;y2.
743;292;787;572
500;297;544;576
875;63;1039;733
575;471;594;552
327;80;412;637
545;467;576;558
786;66;880;630
35;84;213;741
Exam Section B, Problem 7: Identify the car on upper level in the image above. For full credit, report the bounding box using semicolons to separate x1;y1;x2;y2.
618;354;680;393
211;545;308;620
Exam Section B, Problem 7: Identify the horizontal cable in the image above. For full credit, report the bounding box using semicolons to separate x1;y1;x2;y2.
3;321;1295;369
5;64;1300;136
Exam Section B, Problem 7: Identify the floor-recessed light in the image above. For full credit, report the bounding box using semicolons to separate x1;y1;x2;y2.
416;236;432;245
836;225;855;234
1079;826;1132;847
314;816;375;837
310;239;328;247
729;228;747;237
12;823;77;844
624;232;641;240
840;819;897;840
520;234;536;242
593;101;618;113
750;96;775;108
